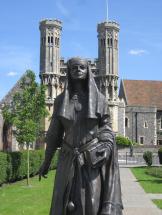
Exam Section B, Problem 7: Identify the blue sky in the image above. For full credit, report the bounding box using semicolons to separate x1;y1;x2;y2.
0;0;162;100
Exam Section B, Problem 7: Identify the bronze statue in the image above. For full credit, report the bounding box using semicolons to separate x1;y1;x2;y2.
39;57;123;215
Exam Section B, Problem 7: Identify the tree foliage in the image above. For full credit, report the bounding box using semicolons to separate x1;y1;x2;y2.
2;70;48;148
2;70;48;185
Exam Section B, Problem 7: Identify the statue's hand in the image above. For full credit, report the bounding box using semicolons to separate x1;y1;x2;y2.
39;162;50;181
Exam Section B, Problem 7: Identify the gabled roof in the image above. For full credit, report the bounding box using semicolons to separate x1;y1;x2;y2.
0;73;25;108
119;79;162;110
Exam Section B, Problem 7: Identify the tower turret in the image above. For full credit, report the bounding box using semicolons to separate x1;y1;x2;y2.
39;19;62;132
97;21;120;132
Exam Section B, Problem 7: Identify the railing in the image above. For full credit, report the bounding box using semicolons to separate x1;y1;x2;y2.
118;152;159;165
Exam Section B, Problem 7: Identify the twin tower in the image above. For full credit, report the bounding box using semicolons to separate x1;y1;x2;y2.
39;19;120;133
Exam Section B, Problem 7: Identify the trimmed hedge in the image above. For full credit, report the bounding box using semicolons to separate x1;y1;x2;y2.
0;152;8;184
115;135;133;147
0;149;59;185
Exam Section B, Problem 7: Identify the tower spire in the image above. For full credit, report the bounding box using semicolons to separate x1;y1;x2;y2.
106;0;109;22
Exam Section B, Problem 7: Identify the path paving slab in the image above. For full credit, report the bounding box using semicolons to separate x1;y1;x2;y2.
120;167;162;215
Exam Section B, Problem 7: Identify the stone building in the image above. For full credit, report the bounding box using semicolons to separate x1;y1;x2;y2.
1;18;162;151
0;75;25;151
119;80;162;145
39;19;122;134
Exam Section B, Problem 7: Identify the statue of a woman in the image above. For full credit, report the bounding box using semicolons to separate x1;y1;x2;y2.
39;57;123;215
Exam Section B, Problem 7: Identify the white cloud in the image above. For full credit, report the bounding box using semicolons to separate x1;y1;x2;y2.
129;49;149;56
7;71;18;77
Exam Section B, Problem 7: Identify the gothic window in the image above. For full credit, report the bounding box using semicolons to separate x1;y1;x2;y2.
57;38;60;46
125;117;129;127
55;37;59;46
108;38;110;46
144;121;148;128
48;36;50;43
51;36;53;44
110;38;113;46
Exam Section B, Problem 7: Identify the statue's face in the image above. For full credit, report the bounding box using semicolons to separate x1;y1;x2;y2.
69;59;88;80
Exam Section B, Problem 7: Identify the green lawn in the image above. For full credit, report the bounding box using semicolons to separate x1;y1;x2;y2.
0;171;56;215
131;167;162;210
131;167;162;193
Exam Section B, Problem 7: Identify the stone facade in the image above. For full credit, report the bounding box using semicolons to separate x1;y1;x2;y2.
157;111;162;144
118;99;125;136
125;106;157;145
119;79;162;145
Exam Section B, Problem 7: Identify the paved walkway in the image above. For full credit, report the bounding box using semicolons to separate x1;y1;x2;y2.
120;167;162;215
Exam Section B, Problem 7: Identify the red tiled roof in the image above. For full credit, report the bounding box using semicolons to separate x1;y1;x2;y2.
122;80;162;110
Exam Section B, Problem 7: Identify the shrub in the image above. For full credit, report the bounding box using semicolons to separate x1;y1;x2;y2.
115;135;132;147
158;147;162;164
0;149;59;185
0;152;8;185
143;151;153;167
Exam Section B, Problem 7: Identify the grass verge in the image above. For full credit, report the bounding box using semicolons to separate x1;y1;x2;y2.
131;167;162;193
131;167;162;211
0;170;56;215
152;199;162;209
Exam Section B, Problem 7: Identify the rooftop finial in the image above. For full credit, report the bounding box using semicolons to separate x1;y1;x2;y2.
106;0;109;22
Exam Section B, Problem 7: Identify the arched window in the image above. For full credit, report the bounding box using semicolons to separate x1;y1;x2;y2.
108;38;110;46
55;37;59;46
125;117;129;127
51;36;53;44
48;36;50;43
110;38;113;46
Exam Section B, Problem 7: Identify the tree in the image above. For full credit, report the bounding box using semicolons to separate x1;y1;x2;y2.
2;70;48;185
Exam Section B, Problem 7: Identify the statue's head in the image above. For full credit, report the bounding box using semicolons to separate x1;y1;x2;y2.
67;57;88;80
